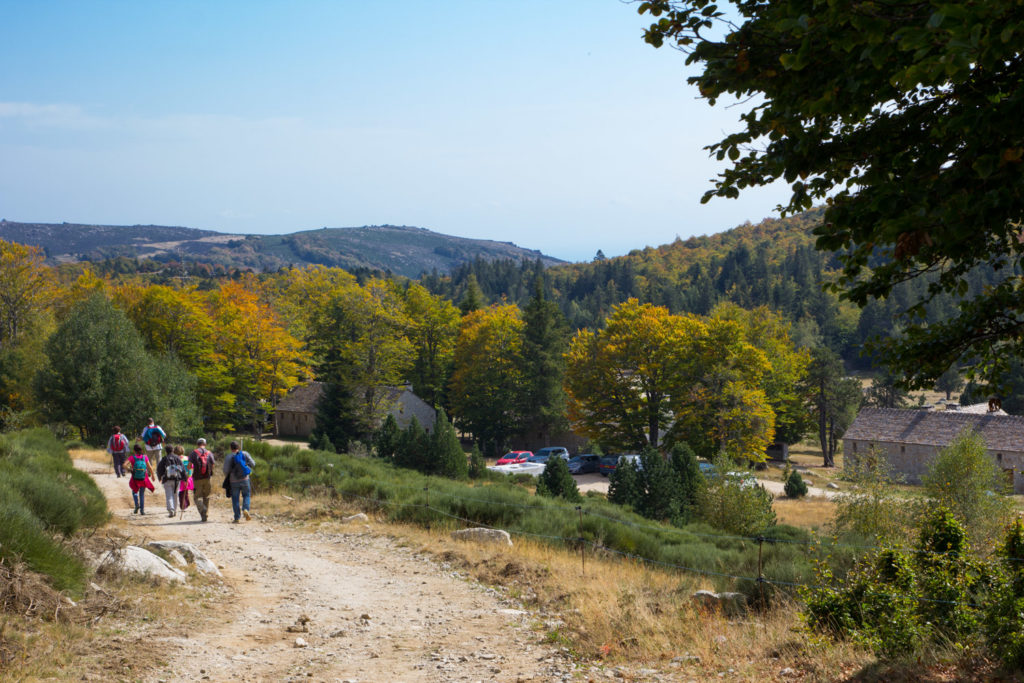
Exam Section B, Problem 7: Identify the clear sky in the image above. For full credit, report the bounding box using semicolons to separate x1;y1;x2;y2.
0;1;789;262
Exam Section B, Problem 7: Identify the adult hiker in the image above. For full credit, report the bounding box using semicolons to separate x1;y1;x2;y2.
106;426;130;478
126;443;156;515
223;441;255;524
187;438;216;522
156;444;188;518
140;417;166;460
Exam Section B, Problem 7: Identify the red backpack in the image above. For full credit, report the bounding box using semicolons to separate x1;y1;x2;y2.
192;448;211;478
111;434;128;453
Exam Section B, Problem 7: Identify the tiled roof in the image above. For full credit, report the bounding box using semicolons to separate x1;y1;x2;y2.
276;382;325;413
843;407;1024;452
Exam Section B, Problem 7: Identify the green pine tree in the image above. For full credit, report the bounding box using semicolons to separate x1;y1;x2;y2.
374;413;399;459
607;457;641;508
535;455;581;502
468;443;486;479
432;409;468;480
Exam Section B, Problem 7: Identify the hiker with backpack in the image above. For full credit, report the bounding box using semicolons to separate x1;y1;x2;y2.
178;445;194;516
223;441;255;524
126;443;156;515
157;444;188;518
187;438;216;522
106;426;130;478
140;418;166;460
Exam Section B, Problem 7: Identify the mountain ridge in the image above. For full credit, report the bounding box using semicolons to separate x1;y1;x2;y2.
0;220;563;277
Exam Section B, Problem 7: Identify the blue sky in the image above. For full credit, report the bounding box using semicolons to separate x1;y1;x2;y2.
0;1;789;262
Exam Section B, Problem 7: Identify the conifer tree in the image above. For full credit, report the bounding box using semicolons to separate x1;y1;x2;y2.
395;417;429;472
607;458;641;508
468;443;486;479
431;409;468;480
519;279;569;442
374;413;399;459
535;455;580;502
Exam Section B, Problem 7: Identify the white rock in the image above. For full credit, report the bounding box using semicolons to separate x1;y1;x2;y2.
450;528;513;547
97;546;187;583
294;637;308;648
146;540;222;577
167;549;188;566
342;513;369;524
827;482;840;490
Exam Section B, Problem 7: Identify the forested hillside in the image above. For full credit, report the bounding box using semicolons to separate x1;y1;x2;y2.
0;220;561;278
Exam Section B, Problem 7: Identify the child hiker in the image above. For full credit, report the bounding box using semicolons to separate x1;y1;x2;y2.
126;443;156;515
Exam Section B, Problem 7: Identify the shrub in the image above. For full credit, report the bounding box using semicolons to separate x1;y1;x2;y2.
697;457;776;536
783;467;808;498
535;455;580;502
0;429;106;595
984;518;1024;668
921;428;1013;548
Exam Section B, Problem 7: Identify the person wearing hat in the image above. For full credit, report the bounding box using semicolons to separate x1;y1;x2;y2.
187;438;216;522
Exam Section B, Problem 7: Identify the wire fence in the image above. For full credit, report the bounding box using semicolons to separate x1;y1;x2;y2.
331;483;995;609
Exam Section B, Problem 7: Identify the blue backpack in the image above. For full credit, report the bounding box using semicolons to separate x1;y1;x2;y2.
233;452;252;477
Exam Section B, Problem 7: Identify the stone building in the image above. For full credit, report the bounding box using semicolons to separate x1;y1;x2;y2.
842;406;1024;493
275;382;436;438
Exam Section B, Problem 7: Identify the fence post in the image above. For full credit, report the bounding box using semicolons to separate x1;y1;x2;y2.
424;485;430;531
576;505;585;575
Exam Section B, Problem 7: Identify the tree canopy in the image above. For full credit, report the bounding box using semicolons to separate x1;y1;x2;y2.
639;0;1024;387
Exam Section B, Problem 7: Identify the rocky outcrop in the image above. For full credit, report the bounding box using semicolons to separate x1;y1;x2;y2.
96;546;187;583
146;540;222;577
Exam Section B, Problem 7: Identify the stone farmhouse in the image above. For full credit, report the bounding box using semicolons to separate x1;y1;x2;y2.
842;406;1024;494
275;381;436;438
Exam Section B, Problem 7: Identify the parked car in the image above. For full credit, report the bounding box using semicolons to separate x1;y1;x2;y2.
698;461;717;478
495;450;533;466
598;454;642;477
533;446;570;462
567;454;601;474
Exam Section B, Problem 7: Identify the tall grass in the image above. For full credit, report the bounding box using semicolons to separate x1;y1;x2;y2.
0;429;109;594
231;439;849;597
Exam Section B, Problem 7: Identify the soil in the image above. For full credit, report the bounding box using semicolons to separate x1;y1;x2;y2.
76;459;574;682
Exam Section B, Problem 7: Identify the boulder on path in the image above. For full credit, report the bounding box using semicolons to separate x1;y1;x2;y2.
451;527;513;547
146;540;222;577
97;546;187;583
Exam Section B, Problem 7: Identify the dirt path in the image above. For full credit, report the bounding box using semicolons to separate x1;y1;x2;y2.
77;460;573;682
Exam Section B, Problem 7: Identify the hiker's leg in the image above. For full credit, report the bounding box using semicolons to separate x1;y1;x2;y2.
114;452;125;477
240;480;251;520
161;480;174;515
194;478;211;520
230;482;242;521
138;488;146;514
132;489;140;513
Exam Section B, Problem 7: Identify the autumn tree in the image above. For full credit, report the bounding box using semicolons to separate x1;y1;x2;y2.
639;0;1024;388
0;240;54;420
402;282;460;409
565;299;689;452
206;276;308;433
307;277;413;436
566;299;780;461
448;303;525;455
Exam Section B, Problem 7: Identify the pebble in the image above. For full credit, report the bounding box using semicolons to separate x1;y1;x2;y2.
294;637;308;648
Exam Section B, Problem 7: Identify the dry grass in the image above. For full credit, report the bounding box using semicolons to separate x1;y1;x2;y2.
774;497;836;532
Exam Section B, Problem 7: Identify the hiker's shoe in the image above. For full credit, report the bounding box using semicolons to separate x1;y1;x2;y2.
140;511;146;515
232;519;240;524
133;506;139;515
168;511;175;518
243;510;251;521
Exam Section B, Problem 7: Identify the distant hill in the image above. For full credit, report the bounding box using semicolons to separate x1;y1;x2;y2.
0;220;563;277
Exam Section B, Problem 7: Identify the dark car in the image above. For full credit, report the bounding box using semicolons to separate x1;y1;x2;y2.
598;454;642;477
567;454;601;474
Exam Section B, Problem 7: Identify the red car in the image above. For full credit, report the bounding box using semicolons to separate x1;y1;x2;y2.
495;450;533;466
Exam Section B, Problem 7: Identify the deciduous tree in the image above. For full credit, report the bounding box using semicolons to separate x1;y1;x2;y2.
639;0;1024;387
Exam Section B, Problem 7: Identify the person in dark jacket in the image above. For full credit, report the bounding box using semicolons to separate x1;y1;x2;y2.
156;445;186;518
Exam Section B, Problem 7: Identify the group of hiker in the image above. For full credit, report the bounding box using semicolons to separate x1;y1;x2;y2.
105;418;255;523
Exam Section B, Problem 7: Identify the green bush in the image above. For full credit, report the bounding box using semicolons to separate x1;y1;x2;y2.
0;429;107;595
783;467;808;498
803;507;986;658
